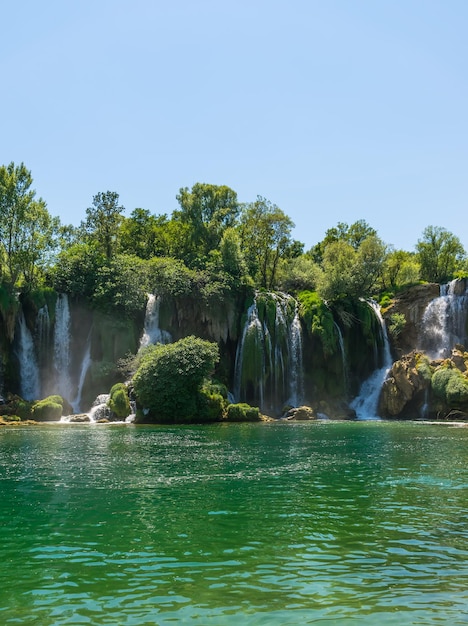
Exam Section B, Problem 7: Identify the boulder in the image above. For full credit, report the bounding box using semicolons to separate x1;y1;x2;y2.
285;405;316;420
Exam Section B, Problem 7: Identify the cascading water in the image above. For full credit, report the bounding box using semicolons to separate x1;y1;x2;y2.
53;293;73;401
140;294;171;348
17;312;41;401
350;301;392;420
419;279;468;359
233;292;304;414
334;321;348;392
70;334;92;414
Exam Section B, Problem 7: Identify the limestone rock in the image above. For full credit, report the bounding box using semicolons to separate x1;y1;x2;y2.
285;406;316;420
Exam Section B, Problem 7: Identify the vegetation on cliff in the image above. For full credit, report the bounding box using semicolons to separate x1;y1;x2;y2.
1;161;468;421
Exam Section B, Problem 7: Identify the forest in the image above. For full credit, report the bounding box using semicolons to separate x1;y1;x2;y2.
1;161;468;423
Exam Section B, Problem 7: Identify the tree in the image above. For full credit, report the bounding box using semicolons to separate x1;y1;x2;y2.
316;234;386;301
83;191;124;260
382;248;420;291
310;219;377;264
173;183;239;266
132;336;221;423
416;226;465;283
0;162;58;289
119;208;172;259
239;196;295;289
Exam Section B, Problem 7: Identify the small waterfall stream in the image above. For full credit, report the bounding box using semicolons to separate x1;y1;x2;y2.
70;335;92;414
234;292;304;414
140;294;172;348
17;312;41;401
54;293;73;401
350;301;392;420
419;279;468;358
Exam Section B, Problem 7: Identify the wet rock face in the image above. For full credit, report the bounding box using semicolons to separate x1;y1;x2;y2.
379;352;429;417
379;347;468;419
285;406;316;420
384;283;440;356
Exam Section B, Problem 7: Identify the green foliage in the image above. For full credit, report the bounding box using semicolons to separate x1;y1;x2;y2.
298;291;337;356
416;226;466;283
239;197;295;289
173;183;240;267
197;390;226;422
431;366;468;406
92;255;148;316
32;395;64;421
108;383;131;419
0;162;59;289
2;414;21;422
226;403;260;422
310;220;377;264
279;255;322;293
133;336;220;423
415;354;433;382
26;287;58;318
146;256;195;297
83;191;124;260
382;248;420;291
388;312;406;339
119;209;172;259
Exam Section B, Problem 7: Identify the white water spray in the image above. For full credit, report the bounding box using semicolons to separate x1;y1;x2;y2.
17;312;41;401
140;294;171;348
350;301;392;420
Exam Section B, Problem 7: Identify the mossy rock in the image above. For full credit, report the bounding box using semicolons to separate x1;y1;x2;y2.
107;383;131;419
32;395;64;421
226;403;260;422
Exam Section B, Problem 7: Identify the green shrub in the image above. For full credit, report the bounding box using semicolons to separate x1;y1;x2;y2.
3;415;21;422
108;383;131;419
198;390;226;422
32;395;64;421
226;403;260;422
388;312;406;339
415;354;433;382
133;335;220;423
432;366;468;406
298;291;337;355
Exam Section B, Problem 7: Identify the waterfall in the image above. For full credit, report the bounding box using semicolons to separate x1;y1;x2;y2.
53;293;73;401
140;294;171;348
17;312;41;401
36;305;51;354
334;321;348;392
288;303;304;406
350;301;392;420
70;335;92;413
419;279;468;359
233;292;304;414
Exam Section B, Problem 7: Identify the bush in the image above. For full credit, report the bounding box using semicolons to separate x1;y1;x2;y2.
132;335;220;423
32;395;64;421
432;366;468;406
226;403;260;422
107;383;131;419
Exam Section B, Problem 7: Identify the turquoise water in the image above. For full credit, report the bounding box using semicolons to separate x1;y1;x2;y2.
0;421;467;625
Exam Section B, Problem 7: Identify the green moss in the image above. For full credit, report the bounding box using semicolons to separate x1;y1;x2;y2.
27;288;58;319
108;383;131;419
415;354;433;382
298;291;337;356
226;403;260;422
32;395;64;421
432;366;468;406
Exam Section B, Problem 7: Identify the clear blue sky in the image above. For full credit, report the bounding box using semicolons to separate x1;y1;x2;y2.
2;0;467;252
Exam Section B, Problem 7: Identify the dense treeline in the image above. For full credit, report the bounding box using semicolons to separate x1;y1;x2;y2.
1;161;467;318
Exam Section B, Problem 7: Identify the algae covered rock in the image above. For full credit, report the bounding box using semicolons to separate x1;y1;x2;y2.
32;395;64;421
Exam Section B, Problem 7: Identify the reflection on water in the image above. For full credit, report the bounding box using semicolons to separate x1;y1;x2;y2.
0;421;467;625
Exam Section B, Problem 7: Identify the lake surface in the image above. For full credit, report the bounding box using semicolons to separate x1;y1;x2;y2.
0;421;467;625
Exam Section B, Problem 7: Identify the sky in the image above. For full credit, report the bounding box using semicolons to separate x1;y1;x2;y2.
2;0;468;253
